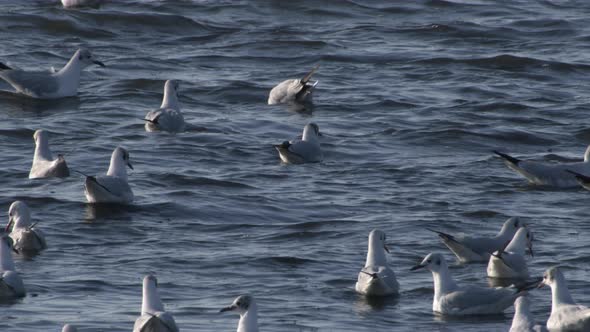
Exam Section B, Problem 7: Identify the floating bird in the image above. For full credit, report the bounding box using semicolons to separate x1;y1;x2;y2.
268;65;319;106
29;129;70;179
493;147;590;187
428;217;523;263
144;80;186;133
487;227;533;279
539;267;590;331
355;229;399;296
510;296;547;332
274;123;323;164
410;253;535;315
133;275;179;332
220;295;259;332
0;49;104;99
84;147;134;204
0;236;25;298
62;324;78;332
6;201;47;253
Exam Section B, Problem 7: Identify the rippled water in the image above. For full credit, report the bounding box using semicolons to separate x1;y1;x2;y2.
1;0;590;331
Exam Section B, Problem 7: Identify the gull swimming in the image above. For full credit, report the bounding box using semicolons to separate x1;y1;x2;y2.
268;65;319;106
411;253;534;315
221;295;259;332
144;80;186;133
428;217;523;263
539;267;590;331
29;129;70;179
0;48;104;99
487;227;533;279
62;324;78;332
6;201;47;253
0;236;25;298
84;147;134;204
274;123;323;164
133;275;179;332
494;147;590;187
510;296;547;332
355;229;399;296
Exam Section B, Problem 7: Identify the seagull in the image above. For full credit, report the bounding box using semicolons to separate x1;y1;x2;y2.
220;295;259;332
539;267;590;331
133;275;179;332
6;201;47;253
355;229;399;296
510;296;548;332
29;129;70;179
144;80;186;133
84;147;134;204
0;236;26;298
428;217;524;263
493;147;590;187
274;123;323;164
410;253;536;316
62;324;78;332
487;227;533;279
0;48;104;99
268;65;319;106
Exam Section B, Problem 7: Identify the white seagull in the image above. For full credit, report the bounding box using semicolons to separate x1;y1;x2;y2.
428;217;523;263
84;147;134;204
62;324;78;332
410;253;534;316
274;123;323;164
0;49;104;99
510;296;547;332
539;267;590;331
133;275;179;332
355;229;399;296
29;129;70;179
0;236;25;298
268;65;319;105
144;80;185;133
6;201;47;253
221;295;259;332
487;227;533;279
494;147;590;187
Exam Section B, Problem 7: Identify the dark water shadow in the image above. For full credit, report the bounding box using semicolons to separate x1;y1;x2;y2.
84;203;135;222
354;293;400;313
0;90;81;114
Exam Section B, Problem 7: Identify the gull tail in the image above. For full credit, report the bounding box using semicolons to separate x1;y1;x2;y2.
73;169;114;195
566;170;590;184
426;228;459;244
493;150;520;166
360;270;378;279
514;277;543;294
142;117;159;125
301;64;320;84
0;62;11;71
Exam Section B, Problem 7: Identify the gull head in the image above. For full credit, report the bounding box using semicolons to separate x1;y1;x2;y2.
165;79;180;93
114;147;133;170
307;123;321;136
410;253;446;272
6;201;31;232
514;296;530;311
62;324;78;332
77;49;105;68
220;295;254;314
540;266;565;289
143;274;158;288
33;129;49;145
500;216;523;235
368;229;389;253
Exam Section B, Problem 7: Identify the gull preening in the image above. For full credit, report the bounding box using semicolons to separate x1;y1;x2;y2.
62;324;78;332
494;147;590;187
6;201;47;253
510;296;547;332
133;275;179;332
410;253;532;315
487;227;533;279
428;217;523;263
0;49;104;99
268;65;319;106
0;236;25;298
144;80;186;133
355;229;399;296
29;129;70;179
84;147;134;204
274;123;323;164
539;267;590;331
221;295;259;332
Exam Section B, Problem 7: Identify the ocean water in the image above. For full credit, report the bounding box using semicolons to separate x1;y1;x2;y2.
0;0;589;331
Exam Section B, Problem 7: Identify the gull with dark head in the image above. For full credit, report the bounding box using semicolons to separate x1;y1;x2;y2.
355;229;399;296
274;123;323;164
6;201;47;253
487;227;533;279
0;236;25;298
220;295;258;332
29;129;69;179
268;65;319;106
144;80;185;133
84;147;134;204
0;48;104;99
133;275;179;332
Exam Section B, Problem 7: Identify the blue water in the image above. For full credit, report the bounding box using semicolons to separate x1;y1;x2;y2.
0;0;589;331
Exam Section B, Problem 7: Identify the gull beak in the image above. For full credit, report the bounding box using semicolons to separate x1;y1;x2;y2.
537;280;546;289
219;305;236;313
93;60;105;67
384;244;390;253
127;162;134;170
410;264;425;271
